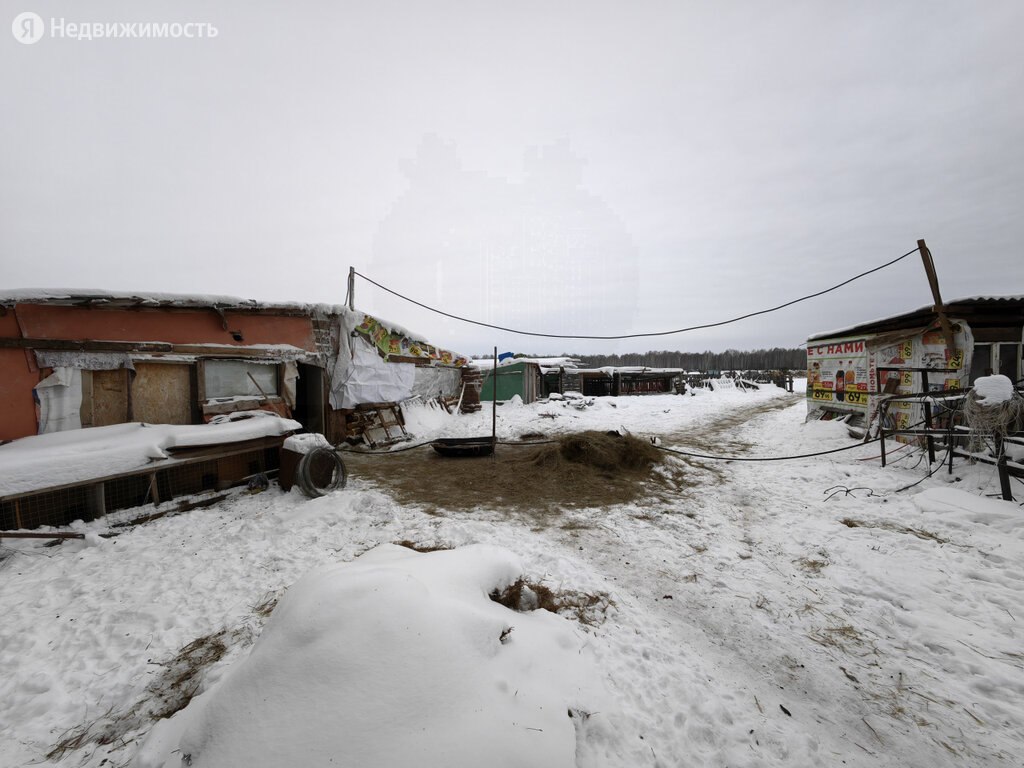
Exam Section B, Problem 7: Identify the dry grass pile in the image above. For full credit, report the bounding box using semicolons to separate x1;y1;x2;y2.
345;430;671;515
47;626;253;760
840;518;949;544
394;539;454;553
530;431;662;473
490;577;613;626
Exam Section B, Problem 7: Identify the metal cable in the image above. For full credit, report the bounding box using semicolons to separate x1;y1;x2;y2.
353;247;920;340
654;438;881;463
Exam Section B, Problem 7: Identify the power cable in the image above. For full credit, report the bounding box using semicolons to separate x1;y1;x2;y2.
654;438;881;463
337;440;438;454
353;246;919;340
893;444;954;493
337;437;562;455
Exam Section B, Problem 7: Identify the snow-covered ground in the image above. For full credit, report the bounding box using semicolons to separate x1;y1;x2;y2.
1;381;1021;767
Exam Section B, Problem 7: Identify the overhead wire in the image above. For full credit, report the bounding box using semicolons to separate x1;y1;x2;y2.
353;247;920;340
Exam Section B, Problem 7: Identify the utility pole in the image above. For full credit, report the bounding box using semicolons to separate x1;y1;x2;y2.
917;239;956;355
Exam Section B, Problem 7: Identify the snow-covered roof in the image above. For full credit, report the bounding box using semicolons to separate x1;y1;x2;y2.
574;366;684;376
525;357;581;368
469;356;580;371
0;288;345;315
808;295;1024;342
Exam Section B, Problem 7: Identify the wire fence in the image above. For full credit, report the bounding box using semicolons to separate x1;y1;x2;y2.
1;446;279;530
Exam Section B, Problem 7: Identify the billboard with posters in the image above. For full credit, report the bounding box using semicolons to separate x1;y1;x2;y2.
806;337;870;411
807;321;974;435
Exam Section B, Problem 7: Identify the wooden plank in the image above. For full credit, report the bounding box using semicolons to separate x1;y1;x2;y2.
164;435;286;460
201;399;262;416
0;337;316;359
91;368;130;426
0;338;172;352
917;239;957;355
386;354;448;367
80;369;94;428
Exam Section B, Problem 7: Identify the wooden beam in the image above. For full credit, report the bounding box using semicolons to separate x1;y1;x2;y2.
917;239;957;355
0;338;172;352
0;337;316;359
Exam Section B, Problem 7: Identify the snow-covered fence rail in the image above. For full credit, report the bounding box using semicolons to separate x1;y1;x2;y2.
877;376;1024;501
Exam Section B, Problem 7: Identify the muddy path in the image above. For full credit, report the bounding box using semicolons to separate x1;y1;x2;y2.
661;392;803;454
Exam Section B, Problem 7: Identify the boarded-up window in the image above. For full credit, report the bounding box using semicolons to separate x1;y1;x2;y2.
132;363;193;425
203;360;280;399
82;369;130;427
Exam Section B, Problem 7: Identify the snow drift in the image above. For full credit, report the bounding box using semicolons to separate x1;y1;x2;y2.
138;544;606;768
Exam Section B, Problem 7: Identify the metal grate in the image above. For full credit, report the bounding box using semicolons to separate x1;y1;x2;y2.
1;447;280;530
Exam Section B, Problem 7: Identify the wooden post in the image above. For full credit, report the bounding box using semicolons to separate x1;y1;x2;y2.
491;347;498;448
921;370;936;464
947;420;957;474
997;454;1013;501
879;400;888;467
347;267;355;311
92;482;107;519
148;472;161;506
917;239;957;356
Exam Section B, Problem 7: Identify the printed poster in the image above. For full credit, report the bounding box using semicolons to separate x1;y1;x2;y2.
806;337;870;411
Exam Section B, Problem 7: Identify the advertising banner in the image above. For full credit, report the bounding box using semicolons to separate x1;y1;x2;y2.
806;337;870;411
806;321;974;435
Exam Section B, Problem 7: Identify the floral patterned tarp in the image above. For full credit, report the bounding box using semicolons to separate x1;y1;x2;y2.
353;314;469;367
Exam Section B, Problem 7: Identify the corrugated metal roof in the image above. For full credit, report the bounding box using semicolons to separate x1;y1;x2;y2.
808;295;1024;342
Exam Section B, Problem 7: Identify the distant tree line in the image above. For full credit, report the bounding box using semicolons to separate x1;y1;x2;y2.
572;348;807;371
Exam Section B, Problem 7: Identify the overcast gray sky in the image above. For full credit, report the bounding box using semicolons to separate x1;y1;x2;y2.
3;1;1022;356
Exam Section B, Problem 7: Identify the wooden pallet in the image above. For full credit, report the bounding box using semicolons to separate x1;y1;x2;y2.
351;404;410;448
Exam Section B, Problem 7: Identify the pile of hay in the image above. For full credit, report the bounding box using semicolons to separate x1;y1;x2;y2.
529;431;662;474
964;375;1024;453
344;429;669;515
490;577;613;625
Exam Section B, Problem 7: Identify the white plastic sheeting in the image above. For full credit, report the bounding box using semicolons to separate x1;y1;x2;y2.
34;367;82;434
411;366;462;401
333;335;415;409
283;361;299;408
327;310;467;409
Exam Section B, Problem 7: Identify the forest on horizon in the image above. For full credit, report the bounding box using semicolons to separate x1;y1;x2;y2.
474;348;808;371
